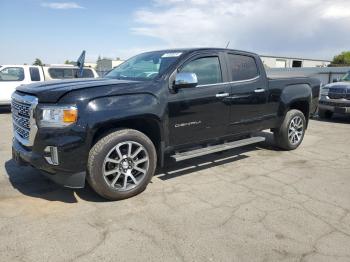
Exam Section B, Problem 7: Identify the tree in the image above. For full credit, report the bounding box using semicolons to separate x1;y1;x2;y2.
330;51;350;66
33;58;43;66
64;60;74;65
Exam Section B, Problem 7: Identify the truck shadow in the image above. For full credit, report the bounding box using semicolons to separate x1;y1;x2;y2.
312;114;350;124
5;132;277;203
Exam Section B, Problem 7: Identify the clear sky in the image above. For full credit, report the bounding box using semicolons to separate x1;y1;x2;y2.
1;0;349;64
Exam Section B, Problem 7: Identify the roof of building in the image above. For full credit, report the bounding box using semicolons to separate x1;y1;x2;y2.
260;55;331;62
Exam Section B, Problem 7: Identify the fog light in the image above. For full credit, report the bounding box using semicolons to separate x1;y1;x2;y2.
44;146;59;165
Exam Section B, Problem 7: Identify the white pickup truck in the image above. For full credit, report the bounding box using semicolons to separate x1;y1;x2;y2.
0;65;99;105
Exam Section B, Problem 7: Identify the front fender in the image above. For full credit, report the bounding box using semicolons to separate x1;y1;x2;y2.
84;93;164;145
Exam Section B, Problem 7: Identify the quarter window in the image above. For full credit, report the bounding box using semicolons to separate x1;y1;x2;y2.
180;57;222;86
0;67;25;81
29;67;41;81
228;54;259;81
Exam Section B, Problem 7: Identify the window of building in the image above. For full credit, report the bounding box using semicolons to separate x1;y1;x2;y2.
292;60;302;68
227;54;259;81
180;56;222;85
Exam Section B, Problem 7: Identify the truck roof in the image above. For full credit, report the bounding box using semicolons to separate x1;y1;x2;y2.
0;64;94;69
146;47;258;56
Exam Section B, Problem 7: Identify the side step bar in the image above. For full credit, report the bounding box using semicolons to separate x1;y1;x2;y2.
171;136;265;162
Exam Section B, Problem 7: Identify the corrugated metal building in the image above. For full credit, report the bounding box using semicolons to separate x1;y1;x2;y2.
261;55;331;68
266;67;350;85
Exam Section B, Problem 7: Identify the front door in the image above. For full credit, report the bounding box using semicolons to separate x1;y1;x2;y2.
168;54;230;146
226;53;269;134
0;66;26;104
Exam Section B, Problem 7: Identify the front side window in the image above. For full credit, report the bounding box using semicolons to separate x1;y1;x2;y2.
228;54;259;81
180;56;222;86
30;67;41;81
105;51;183;81
0;67;25;81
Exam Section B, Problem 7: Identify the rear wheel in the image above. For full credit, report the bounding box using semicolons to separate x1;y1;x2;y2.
318;108;333;119
87;129;157;200
273;109;306;150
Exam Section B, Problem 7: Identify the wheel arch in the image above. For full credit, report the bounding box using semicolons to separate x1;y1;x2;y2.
279;84;312;128
90;116;164;166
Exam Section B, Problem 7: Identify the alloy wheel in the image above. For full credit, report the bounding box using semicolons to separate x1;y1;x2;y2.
288;116;304;145
102;141;149;191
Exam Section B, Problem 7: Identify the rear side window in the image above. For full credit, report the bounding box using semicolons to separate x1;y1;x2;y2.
0;67;24;81
73;69;94;78
49;68;73;79
180;56;222;85
228;54;259;81
29;67;41;81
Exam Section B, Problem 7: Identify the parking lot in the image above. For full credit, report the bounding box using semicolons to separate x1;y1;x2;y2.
0;109;349;262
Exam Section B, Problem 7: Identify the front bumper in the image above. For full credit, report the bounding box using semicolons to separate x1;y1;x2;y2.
319;98;350;114
12;137;86;188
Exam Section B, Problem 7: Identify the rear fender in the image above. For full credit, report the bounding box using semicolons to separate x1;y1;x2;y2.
278;84;312;118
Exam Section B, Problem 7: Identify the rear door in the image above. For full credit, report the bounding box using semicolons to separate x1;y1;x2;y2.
168;52;231;146
226;53;269;134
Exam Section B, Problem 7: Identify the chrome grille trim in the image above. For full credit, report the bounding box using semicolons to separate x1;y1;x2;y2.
11;93;38;147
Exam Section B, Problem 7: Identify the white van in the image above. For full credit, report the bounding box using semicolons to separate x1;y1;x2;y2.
0;65;99;105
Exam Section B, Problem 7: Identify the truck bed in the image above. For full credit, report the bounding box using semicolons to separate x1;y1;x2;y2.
268;76;320;116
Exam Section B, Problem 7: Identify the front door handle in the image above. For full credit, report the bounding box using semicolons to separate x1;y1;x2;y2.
216;92;229;98
254;88;265;93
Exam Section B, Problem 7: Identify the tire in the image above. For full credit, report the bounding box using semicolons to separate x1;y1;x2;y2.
87;129;157;200
273;109;306;150
318;108;333;119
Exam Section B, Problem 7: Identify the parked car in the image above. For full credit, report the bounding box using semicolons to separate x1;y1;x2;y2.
318;71;350;118
11;48;320;200
0;65;98;105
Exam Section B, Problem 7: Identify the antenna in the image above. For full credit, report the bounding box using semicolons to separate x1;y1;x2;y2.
225;41;230;48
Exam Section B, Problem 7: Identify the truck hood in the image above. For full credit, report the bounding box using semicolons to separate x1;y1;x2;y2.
324;81;350;89
16;78;144;103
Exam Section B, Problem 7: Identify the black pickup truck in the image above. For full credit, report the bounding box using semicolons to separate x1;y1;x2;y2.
11;48;320;200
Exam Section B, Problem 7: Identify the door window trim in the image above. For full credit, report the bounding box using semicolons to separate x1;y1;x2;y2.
196;75;260;87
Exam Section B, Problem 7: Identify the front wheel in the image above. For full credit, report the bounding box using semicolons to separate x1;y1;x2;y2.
273;109;306;150
87;129;157;200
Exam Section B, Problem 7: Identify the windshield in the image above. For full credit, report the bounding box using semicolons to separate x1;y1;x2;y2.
105;51;183;81
341;72;350;82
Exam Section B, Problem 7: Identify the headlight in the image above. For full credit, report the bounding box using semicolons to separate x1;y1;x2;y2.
39;105;78;127
320;86;329;96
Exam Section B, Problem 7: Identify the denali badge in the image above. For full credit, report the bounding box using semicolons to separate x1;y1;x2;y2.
175;121;202;128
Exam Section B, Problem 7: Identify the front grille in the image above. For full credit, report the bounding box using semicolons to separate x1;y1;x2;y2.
11;93;38;146
319;100;350;108
328;87;350;100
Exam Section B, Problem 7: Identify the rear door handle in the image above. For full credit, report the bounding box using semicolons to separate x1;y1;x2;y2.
216;92;229;98
254;88;265;93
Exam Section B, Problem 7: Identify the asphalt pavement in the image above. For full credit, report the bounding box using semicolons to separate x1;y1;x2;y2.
0;109;350;262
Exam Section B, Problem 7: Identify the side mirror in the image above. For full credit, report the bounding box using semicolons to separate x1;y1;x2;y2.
333;78;338;83
174;72;198;89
